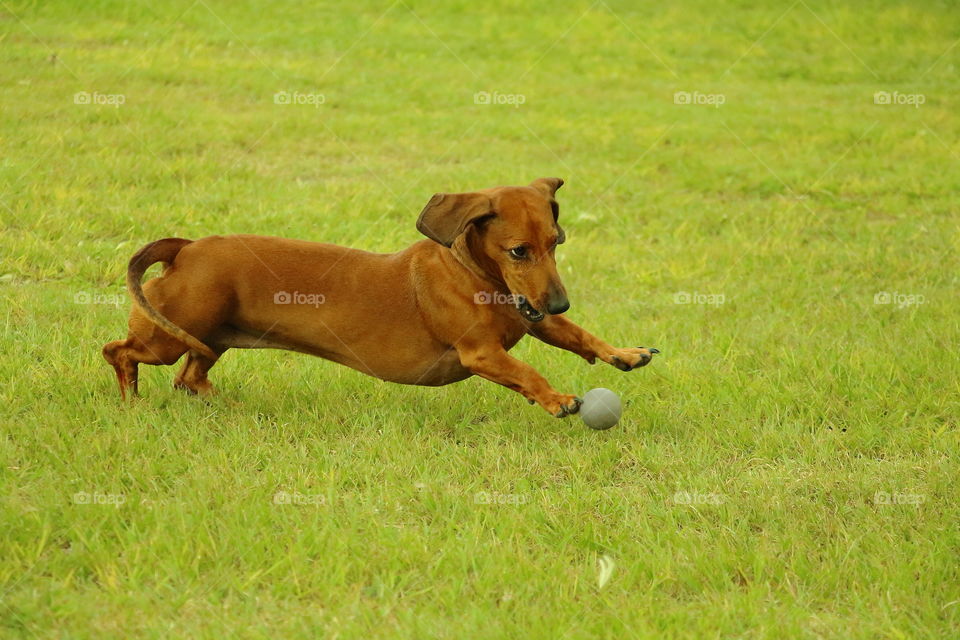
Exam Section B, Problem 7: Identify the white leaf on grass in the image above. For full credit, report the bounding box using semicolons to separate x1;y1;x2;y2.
597;555;615;590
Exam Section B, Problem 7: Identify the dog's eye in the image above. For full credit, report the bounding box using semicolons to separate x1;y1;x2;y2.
508;246;528;259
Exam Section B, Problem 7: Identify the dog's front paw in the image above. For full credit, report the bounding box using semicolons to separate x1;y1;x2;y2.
609;346;659;371
542;393;583;418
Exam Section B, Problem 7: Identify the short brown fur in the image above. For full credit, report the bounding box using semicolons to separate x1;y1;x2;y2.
103;178;656;417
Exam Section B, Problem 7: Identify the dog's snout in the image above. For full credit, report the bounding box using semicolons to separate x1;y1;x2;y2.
547;297;570;315
545;280;569;315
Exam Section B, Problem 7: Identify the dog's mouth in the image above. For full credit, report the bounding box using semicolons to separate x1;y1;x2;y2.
515;296;545;322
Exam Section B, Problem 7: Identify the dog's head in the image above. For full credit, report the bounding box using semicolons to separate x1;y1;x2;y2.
417;177;568;322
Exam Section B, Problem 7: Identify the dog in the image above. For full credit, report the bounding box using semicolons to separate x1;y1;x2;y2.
103;178;657;418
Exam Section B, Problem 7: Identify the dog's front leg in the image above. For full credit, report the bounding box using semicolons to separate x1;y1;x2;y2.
457;343;582;418
528;314;657;372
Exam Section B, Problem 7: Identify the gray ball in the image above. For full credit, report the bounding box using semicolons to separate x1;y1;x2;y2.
579;388;622;430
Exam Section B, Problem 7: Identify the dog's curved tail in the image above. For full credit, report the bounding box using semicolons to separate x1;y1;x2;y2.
126;238;218;360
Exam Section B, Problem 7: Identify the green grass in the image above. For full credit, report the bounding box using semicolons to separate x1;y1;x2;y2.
2;0;959;637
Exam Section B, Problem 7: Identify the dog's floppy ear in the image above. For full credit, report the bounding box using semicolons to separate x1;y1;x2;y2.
529;177;566;244
417;192;494;247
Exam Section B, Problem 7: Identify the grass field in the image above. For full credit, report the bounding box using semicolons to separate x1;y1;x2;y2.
2;0;959;637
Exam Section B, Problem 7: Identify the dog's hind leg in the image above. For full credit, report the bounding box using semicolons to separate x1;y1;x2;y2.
173;347;223;396
102;339;139;400
170;325;304;396
102;334;187;400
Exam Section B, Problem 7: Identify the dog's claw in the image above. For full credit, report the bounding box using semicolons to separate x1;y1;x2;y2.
552;396;582;418
612;347;659;372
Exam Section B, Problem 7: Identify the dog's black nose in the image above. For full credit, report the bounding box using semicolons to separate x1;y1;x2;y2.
547;299;570;315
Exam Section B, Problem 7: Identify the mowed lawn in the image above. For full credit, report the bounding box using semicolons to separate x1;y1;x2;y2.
2;0;959;637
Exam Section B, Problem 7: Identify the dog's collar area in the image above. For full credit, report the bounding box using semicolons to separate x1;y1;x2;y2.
516;297;545;322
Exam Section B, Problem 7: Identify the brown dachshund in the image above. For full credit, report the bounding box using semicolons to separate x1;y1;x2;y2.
103;178;657;418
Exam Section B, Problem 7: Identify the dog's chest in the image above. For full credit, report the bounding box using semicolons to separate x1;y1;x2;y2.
493;310;530;352
408;347;472;386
